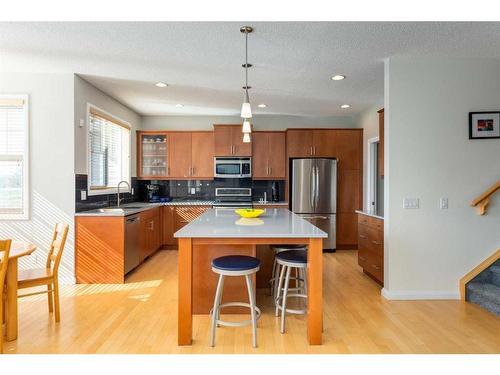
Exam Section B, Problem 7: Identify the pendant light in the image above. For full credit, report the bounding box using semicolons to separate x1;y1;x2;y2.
240;26;253;119
242;119;251;133
243;132;251;143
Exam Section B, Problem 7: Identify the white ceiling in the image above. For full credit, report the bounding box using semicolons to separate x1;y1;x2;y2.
2;22;500;117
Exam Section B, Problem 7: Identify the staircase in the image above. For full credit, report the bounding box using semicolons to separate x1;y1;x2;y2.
465;259;500;315
460;249;500;316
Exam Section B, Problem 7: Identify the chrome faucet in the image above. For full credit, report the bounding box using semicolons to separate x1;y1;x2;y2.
117;180;131;207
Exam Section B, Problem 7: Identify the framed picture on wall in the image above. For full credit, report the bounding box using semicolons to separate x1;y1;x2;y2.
469;112;500;139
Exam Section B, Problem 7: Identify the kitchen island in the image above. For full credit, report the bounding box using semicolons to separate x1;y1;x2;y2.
174;208;327;345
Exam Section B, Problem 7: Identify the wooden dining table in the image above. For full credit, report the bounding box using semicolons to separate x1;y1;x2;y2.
5;240;36;341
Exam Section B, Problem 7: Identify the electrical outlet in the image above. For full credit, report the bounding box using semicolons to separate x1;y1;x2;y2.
190;187;196;195
131;188;135;195
81;190;87;200
403;198;419;209
440;197;448;209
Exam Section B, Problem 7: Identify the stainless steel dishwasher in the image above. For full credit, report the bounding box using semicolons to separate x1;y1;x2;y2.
124;214;141;274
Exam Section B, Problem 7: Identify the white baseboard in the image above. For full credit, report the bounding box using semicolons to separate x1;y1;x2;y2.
381;288;460;300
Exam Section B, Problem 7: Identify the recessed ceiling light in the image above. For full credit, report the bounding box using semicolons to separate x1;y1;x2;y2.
341;104;351;109
175;104;184;108
331;75;346;81
258;103;267;108
155;82;168;88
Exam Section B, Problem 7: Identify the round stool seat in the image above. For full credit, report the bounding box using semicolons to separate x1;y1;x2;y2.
212;255;261;272
276;250;307;265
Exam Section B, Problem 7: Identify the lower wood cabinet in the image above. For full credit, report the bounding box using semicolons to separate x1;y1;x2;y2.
162;205;211;248
139;207;161;260
357;213;384;285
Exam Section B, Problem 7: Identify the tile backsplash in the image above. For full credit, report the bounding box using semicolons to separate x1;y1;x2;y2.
76;175;286;212
75;174;139;212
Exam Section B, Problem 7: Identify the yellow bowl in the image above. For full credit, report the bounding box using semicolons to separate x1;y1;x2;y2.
235;208;265;218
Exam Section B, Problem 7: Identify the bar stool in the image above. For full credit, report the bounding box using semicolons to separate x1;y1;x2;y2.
275;249;308;334
269;244;307;304
210;255;262;348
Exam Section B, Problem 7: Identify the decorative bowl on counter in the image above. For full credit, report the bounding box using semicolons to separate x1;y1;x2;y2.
234;208;265;218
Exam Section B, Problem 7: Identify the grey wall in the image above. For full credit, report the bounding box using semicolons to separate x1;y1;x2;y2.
74;75;142;176
0;73;75;284
384;57;500;299
141;114;355;131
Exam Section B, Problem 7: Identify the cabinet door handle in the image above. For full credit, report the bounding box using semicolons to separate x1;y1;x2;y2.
371;264;381;270
359;234;367;239
269;167;272;175
372;240;382;245
314;146;316;155
310;146;313;156
359;256;366;261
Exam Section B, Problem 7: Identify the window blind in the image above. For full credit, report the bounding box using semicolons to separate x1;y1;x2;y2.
88;109;130;190
0;98;27;216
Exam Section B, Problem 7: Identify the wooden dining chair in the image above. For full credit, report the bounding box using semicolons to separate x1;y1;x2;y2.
0;239;12;354
17;223;69;323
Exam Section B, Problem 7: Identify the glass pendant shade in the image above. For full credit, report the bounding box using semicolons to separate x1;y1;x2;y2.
240;101;252;119
243;132;251;143
242;119;252;133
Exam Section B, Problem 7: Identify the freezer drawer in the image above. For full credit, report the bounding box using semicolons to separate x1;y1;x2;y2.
298;213;336;250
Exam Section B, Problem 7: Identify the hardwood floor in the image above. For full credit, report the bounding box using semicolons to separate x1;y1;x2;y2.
4;250;500;354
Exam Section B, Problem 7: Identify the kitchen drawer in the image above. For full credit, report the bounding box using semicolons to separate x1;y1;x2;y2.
364;250;383;283
358;247;369;268
357;214;383;231
358;224;383;255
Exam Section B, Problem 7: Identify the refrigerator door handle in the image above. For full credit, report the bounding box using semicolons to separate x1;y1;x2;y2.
310;164;315;209
314;166;320;209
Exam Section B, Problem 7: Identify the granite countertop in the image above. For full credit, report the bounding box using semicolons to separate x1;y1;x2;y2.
252;201;289;206
355;210;384;220
75;200;215;217
174;208;328;239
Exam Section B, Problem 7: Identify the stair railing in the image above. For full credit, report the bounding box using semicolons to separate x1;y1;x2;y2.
470;180;500;215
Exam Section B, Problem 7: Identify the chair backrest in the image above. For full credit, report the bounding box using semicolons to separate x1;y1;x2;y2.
46;223;69;276
0;239;12;290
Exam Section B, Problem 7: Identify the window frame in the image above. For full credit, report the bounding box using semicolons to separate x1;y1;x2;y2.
0;94;30;220
86;103;131;197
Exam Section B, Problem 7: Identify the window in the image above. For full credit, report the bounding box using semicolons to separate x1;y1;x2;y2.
88;105;131;195
0;95;29;219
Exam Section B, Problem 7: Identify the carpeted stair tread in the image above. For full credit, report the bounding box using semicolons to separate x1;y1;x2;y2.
466;282;500;316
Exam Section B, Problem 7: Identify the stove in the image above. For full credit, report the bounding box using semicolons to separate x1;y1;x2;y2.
213;187;253;209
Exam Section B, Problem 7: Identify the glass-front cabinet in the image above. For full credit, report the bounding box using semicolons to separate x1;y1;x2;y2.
138;132;168;178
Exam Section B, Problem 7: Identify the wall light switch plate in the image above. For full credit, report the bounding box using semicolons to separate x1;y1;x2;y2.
403;197;419;209
131;188;135;195
79;118;85;128
440;197;448;209
190;187;196;195
81;190;87;201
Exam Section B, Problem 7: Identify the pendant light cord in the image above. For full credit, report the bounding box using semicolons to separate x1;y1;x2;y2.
245;31;249;100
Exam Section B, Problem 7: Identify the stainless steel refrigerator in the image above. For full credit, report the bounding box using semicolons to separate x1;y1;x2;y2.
291;158;337;251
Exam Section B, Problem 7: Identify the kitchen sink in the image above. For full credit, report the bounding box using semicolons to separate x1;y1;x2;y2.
98;208;125;213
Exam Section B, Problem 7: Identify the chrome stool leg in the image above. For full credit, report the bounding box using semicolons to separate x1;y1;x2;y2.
210;274;225;347
245;274;258;348
275;264;286;317
280;266;292;334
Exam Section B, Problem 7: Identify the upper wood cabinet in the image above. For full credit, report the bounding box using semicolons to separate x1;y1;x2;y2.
252;132;286;179
137;132;169;178
286;130;313;157
287;129;338;157
335;129;363;171
169;132;192;178
214;125;252;156
137;131;214;179
191;132;214;178
378;108;384;177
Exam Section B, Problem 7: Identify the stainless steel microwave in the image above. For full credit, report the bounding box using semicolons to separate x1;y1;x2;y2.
214;157;252;178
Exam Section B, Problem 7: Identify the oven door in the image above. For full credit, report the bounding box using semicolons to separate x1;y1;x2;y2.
214;161;242;178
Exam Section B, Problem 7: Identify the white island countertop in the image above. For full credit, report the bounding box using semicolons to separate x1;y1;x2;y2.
174;208;328;239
